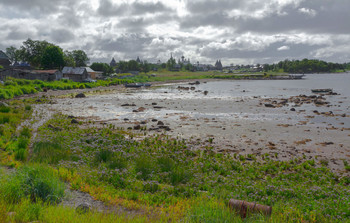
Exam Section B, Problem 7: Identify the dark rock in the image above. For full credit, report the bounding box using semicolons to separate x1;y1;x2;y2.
124;118;129;121
264;104;275;108
76;202;90;214
153;106;164;109
48;124;62;131
71;119;79;124
152;102;157;105
290;108;296;111
134;125;141;130
75;93;86;98
151;119;158;122
204;90;208;95
195;81;200;85
68;115;75;119
141;121;147;124
157;121;164;126
121;103;136;107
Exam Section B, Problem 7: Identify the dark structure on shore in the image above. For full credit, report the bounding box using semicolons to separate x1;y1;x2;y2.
110;58;117;67
0;50;11;69
215;60;223;70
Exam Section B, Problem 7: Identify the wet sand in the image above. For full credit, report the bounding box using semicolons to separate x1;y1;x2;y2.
34;80;350;173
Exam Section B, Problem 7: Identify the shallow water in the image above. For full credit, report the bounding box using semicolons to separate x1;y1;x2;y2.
55;74;350;129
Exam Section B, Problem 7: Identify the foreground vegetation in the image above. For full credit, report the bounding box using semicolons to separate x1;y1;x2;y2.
0;82;349;222
1;99;349;222
0;77;130;99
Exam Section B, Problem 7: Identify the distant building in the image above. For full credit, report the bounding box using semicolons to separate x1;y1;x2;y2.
0;51;11;69
136;56;141;63
13;62;32;70
62;67;90;82
215;60;223;70
0;69;62;81
110;58;117;67
84;67;97;79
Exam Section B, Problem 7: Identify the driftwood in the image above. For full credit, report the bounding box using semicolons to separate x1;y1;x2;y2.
228;199;272;218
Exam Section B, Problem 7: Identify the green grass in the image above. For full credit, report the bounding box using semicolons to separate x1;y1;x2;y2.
0;77;131;99
0;164;65;204
26;114;350;222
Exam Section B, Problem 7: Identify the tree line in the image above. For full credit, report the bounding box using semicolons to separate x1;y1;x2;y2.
6;39;89;70
263;59;348;73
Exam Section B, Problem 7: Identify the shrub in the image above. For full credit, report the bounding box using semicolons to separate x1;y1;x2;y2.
170;167;192;186
135;155;156;180
14;148;27;161
0;106;10;113
157;156;175;172
20;126;31;138
108;156;127;170
0;165;65;203
32;141;67;164
95;149;113;163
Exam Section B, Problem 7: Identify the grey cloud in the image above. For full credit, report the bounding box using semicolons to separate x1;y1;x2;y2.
50;29;75;43
234;1;350;34
98;0;172;17
91;34;153;54
0;0;77;15
200;41;324;63
6;28;36;40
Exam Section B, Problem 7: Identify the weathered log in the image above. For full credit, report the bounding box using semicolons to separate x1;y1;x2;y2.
228;199;272;218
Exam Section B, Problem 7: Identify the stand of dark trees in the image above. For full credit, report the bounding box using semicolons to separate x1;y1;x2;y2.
263;59;348;73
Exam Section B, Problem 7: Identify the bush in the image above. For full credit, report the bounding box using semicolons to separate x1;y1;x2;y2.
32;141;67;164
135;155;156;180
95;149;113;163
14;148;27;161
0;165;65;203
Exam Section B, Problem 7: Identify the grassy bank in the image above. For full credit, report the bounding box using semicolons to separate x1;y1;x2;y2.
1;112;348;222
0;78;131;99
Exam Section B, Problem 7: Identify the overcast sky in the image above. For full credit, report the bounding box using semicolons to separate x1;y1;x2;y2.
0;0;349;65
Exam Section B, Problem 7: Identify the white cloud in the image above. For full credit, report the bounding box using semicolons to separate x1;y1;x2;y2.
0;0;349;64
298;7;317;17
277;45;290;51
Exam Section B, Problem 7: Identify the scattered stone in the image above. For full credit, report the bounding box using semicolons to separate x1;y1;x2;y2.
71;119;79;124
48;124;62;131
152;102;157;105
290;108;296;111
141;121;147;124
76;202;91;214
153;106;164;109
121;103;136;107
264;104;275;108
204;90;208;95
75;93;86;98
124;118;129;121
157;121;164;126
151;119;158;122
134;125;141;130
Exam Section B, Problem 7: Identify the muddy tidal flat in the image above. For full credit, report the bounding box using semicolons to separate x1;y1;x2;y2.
41;74;350;172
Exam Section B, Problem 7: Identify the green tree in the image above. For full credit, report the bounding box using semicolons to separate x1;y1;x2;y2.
72;50;89;67
128;60;139;71
20;38;53;67
117;61;128;73
166;57;176;71
41;45;65;69
6;46;21;64
90;62;114;75
63;50;75;67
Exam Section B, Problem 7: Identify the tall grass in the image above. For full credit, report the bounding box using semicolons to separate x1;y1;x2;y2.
0;164;65;204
